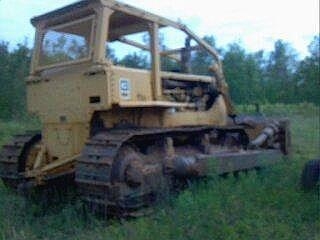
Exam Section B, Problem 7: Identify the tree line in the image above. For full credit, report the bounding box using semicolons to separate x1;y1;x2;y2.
0;35;319;119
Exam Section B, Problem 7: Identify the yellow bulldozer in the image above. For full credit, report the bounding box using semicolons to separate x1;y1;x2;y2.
0;0;290;217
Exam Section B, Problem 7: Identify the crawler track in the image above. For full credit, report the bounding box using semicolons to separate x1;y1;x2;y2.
76;130;131;216
0;133;41;189
75;127;249;217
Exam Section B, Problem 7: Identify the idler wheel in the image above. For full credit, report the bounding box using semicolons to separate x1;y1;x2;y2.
125;163;143;188
111;146;143;188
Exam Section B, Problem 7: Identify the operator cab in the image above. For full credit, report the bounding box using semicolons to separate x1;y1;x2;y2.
31;0;220;75
30;0;233;116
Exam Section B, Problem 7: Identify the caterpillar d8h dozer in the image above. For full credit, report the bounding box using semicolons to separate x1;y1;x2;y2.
0;0;290;217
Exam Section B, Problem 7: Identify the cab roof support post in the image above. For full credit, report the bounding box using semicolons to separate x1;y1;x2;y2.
93;5;114;64
31;23;44;74
150;22;162;100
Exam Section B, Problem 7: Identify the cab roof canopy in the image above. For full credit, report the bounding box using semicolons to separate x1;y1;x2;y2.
31;0;183;40
31;0;221;64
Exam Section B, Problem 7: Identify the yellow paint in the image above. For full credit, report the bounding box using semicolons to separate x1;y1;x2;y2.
25;0;234;179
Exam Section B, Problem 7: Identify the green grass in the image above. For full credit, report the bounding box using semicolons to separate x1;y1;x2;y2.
0;117;40;146
0;104;319;240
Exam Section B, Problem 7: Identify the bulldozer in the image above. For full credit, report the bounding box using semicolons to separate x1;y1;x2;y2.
0;0;290;217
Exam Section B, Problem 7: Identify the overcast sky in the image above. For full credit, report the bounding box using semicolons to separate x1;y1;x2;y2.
0;0;319;58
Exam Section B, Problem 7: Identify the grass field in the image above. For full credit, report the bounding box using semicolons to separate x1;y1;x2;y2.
0;104;319;240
